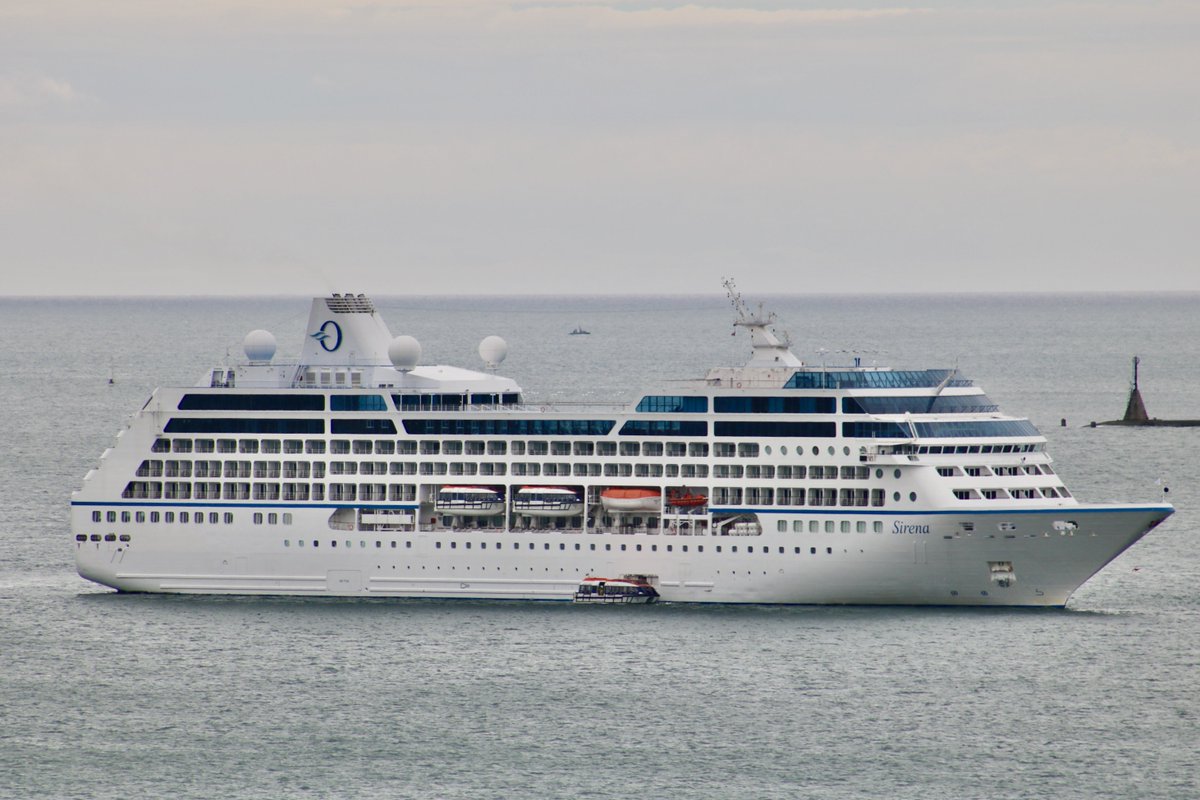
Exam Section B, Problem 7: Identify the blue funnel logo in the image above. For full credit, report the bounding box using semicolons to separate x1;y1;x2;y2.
311;320;342;352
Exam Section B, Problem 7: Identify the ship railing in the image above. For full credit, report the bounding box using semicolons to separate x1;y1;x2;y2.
432;401;632;414
859;444;920;462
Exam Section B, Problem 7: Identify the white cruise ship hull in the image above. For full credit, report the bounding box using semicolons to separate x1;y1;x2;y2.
70;290;1174;608
74;504;1169;606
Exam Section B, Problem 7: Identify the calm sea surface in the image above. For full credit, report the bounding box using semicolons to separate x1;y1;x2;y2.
1;293;1197;799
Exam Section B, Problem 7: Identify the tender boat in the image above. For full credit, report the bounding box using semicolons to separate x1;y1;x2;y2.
435;486;505;516
573;576;659;604
512;486;584;517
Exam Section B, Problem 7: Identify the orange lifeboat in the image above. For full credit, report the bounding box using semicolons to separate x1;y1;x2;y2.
600;487;661;512
667;489;708;508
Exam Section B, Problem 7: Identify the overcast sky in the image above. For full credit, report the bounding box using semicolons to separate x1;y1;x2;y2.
2;1;1198;296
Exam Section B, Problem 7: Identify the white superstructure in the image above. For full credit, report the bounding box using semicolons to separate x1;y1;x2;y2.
72;290;1173;606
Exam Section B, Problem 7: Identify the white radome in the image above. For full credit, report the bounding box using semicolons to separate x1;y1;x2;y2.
243;329;276;362
388;335;421;372
479;335;508;369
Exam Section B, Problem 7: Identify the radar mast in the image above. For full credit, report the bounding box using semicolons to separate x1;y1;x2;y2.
721;278;803;368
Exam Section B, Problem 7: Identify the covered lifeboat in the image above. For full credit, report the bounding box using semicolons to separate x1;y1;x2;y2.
512;486;583;517
600;487;661;513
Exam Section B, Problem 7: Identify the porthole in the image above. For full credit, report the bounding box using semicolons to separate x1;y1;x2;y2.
781;446;788;455
827;446;835;455
876;468;883;479
843;446;850;456
893;469;901;479
812;446;819;456
909;492;917;502
893;492;901;502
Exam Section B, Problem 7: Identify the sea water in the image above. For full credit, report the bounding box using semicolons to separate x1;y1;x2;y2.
1;293;1197;800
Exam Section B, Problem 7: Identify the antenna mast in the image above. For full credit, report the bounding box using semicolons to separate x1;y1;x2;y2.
723;277;776;331
719;278;803;367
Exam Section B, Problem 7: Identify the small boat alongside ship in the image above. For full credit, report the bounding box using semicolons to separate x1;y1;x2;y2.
573;575;659;604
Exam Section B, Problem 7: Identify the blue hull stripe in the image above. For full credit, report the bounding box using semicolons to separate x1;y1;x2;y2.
709;506;1172;516
71;500;1170;516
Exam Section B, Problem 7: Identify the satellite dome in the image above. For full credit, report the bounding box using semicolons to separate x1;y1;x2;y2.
388;335;421;372
243;329;277;362
478;335;508;369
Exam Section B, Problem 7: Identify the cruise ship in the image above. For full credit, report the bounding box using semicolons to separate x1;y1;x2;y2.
72;286;1173;606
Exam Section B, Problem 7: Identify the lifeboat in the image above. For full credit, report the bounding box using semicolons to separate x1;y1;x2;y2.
666;489;707;508
600;487;661;513
512;486;583;517
435;486;505;516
